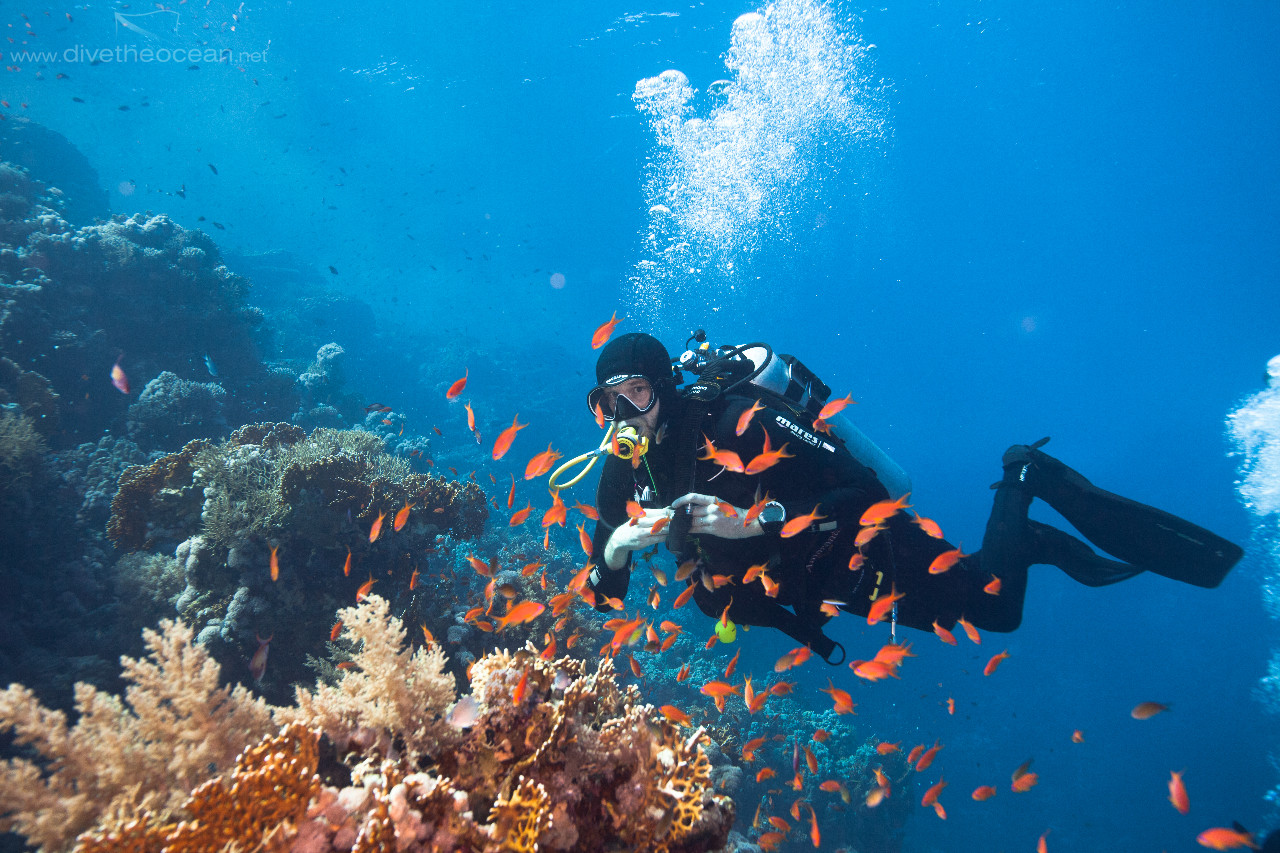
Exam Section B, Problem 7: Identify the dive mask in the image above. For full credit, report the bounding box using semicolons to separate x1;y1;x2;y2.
587;375;655;422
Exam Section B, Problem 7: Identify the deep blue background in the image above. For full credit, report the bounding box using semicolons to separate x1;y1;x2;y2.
4;1;1278;850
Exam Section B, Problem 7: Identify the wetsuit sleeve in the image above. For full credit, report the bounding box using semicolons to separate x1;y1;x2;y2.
587;455;634;610
715;399;890;525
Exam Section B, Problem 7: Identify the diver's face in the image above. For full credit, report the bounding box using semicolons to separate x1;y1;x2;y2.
625;398;661;439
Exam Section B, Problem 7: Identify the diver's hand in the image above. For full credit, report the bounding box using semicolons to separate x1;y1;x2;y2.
671;493;761;540
603;508;672;570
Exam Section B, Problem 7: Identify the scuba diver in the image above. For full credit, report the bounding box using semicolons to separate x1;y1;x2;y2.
582;332;1244;664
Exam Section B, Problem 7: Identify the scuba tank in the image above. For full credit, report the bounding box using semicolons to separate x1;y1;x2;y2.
675;331;911;499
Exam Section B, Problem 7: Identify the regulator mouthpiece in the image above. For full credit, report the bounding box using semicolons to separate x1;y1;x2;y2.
612;425;650;461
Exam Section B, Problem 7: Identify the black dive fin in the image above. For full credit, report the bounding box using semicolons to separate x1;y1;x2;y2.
1028;521;1145;587
1011;447;1244;589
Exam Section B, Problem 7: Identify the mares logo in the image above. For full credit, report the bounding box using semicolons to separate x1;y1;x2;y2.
773;415;837;453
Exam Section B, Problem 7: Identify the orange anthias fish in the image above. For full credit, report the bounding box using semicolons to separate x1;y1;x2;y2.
859;493;912;527
525;443;562;480
916;740;943;771
971;785;997;801
876;741;900;756
509;502;533;526
736;399;766;436
329;621;343;641
817;392;856;421
248;633;271;681
574;501;600;520
1168;770;1190;814
342;547;352;577
851;659;898;682
698;436;746;473
914;512;944;538
269;545;280;581
446;369;468;400
928;546;966;575
932;620;958;646
983;650;1011;676
492;414;528;461
956;615;981;644
465;400;477;432
854;523;886;548
742;736;767;762
394;501;413;532
867;585;905;625
1195;827;1259;850
821;679;857;714
110;358;131;394
1131;701;1170;720
984;575;1002;595
356;574;376;602
780;506;827;538
1012;772;1039;793
660;705;691;726
673;584;696;609
368;511;386;543
744;431;795;476
700;680;742;700
591;311;623;349
755;767;777;783
542;490;568;528
921;776;947;807
496;601;546;631
506;474;516;509
577;523;593;557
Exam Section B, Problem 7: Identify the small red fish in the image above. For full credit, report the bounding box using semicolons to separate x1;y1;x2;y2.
356;575;376;602
1195;827;1259;850
509;502;533;526
735;399;765;436
446;369;468;399
867;584;905;625
1168;770;1190;814
393;501;413;532
329;621;343;641
492;414;528;461
110;359;130;394
956;615;981;644
660;704;691;726
513;669;528;703
914;513;944;538
928;546;966;575
859;493;912;527
368;511;385;543
525;443;562;480
817;392;856;420
269;545;279;581
591;311;623;348
932;620;958;646
971;785;997;801
780;505;827;538
465;400;477;432
698;436;746;473
496;600;546;630
983;575;1002;595
342;548;352;577
983;649;1011;676
248;633;271;681
1131;701;1170;720
744;431;795;476
574;501;600;520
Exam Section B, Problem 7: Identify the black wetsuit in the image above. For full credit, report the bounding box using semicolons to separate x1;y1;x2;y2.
588;393;1026;657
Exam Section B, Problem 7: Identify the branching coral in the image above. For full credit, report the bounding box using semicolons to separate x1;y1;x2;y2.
0;618;275;852
0;597;733;853
281;594;459;766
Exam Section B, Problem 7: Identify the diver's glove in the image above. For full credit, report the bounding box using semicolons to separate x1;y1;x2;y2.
587;562;630;613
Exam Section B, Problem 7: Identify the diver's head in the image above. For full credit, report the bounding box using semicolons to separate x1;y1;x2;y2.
588;333;677;433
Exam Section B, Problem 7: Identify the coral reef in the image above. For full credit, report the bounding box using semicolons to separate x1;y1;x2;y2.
0;597;733;853
0;162;296;447
0;117;109;225
104;424;488;700
126;370;228;451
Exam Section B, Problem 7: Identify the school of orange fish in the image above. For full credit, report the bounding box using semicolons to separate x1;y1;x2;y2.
248;313;1255;852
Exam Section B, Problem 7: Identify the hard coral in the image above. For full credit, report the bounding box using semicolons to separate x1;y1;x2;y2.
106;437;210;551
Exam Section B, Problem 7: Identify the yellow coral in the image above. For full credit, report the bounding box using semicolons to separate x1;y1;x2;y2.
490;775;551;853
73;723;319;853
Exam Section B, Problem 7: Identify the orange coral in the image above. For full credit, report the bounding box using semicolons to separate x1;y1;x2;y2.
489;775;551;853
73;723;320;853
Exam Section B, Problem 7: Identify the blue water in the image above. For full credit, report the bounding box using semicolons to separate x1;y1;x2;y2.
4;1;1278;850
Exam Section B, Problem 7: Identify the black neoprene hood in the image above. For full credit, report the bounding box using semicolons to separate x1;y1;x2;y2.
594;332;672;387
